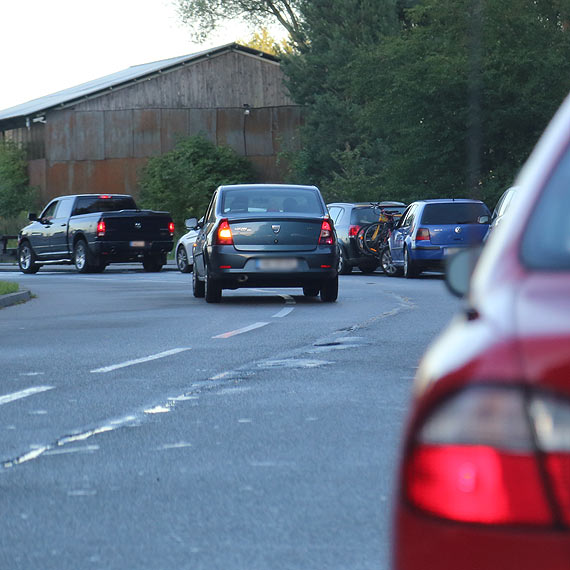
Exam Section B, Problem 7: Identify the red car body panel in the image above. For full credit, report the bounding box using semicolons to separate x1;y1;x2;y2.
393;93;570;569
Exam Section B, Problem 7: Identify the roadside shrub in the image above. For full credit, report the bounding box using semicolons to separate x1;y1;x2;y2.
138;135;256;232
0;140;38;223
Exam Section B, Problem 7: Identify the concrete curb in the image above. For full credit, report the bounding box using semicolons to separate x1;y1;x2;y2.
0;289;32;309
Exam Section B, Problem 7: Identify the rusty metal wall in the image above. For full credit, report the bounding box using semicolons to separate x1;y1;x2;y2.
30;105;302;203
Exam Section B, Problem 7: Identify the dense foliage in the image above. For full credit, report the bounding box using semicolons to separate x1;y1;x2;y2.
0;140;37;221
178;0;570;209
138;135;256;231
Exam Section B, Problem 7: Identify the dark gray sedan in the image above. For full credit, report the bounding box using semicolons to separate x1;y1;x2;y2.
192;184;339;303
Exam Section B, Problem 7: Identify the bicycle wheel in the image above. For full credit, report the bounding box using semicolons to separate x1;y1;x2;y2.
360;222;386;256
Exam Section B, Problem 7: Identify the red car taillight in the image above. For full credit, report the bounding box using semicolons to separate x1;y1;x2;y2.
215;219;233;246
319;220;335;245
96;220;106;237
404;386;570;526
168;222;175;236
415;228;430;241
349;225;361;237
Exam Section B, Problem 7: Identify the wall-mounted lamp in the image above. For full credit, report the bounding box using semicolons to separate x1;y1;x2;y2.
32;115;46;124
243;103;250;116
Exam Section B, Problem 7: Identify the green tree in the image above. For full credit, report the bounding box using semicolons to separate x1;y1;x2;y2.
239;27;294;55
138;135;255;231
355;0;570;206
175;0;306;47
0;140;37;220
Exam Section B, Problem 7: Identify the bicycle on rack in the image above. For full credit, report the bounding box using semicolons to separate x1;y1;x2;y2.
356;204;402;275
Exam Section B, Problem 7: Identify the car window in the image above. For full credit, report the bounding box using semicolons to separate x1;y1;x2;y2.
420;202;489;225
221;187;323;215
41;201;59;221
399;204;417;228
350;207;382;225
521;143;570;270
72;195;137;215
328;206;342;224
54;197;74;219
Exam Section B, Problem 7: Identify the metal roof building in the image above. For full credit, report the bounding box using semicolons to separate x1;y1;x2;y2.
0;43;302;202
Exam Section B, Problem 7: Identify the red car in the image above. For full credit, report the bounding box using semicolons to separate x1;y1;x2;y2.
393;93;570;569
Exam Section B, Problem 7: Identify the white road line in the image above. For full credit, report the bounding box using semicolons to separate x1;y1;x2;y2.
273;307;294;318
90;348;191;374
212;322;270;339
0;386;54;406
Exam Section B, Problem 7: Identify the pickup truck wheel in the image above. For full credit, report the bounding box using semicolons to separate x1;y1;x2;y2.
205;271;222;303
142;256;163;272
192;268;205;298
73;239;92;273
18;241;40;274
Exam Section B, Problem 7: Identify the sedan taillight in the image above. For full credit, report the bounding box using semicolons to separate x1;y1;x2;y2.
404;386;570;526
215;219;233;246
319;220;335;245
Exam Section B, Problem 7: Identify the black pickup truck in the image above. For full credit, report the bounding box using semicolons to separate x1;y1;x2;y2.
18;194;174;273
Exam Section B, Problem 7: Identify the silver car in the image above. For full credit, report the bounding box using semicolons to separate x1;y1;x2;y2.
175;218;200;273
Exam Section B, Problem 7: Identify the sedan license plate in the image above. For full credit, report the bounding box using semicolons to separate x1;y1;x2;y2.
130;241;145;248
257;258;298;271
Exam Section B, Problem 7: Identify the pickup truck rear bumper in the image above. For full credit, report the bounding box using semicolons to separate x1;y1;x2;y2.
92;239;173;262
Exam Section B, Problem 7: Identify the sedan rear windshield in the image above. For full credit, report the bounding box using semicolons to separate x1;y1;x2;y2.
72;196;137;215
420;202;489;225
222;187;324;215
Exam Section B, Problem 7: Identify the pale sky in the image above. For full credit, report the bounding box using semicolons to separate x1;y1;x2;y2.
0;0;251;111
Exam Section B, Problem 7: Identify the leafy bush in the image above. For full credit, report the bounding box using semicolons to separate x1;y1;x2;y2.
138;135;256;232
0;141;38;222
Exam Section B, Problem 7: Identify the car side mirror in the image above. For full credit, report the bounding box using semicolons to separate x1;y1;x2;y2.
445;246;483;298
28;212;38;221
478;215;490;224
185;217;198;230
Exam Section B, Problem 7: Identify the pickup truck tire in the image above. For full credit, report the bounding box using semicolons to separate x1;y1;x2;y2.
142;255;163;272
18;241;40;274
73;239;94;273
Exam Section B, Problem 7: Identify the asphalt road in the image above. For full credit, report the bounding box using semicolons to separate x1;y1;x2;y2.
0;263;462;570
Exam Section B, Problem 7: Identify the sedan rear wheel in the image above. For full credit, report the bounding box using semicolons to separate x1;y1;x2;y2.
320;275;338;303
192;268;205;298
303;286;320;297
176;246;191;273
205;271;222;303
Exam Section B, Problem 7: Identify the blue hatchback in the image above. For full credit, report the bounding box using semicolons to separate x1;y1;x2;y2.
388;199;490;277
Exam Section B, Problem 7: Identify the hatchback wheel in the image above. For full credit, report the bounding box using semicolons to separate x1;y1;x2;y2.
381;247;401;276
337;249;352;275
404;247;419;278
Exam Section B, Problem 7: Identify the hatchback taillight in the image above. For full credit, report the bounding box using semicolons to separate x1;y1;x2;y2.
96;220;106;237
404;386;570;527
215;219;233;246
349;225;361;237
415;228;430;241
319;220;335;245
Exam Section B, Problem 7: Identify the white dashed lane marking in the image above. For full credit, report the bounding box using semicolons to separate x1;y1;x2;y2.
0;386;54;406
90;348;191;373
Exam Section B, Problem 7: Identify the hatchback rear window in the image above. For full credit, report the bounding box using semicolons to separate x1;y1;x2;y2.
420;202;489;225
222;187;323;215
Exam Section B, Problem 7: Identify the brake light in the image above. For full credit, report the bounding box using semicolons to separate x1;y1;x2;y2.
404;387;553;525
319;220;335;245
168;221;175;236
215;219;233;245
416;228;430;241
99;195;111;199
96;220;106;237
349;225;361;237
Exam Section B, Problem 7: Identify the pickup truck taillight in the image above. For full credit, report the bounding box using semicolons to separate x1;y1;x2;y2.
96;220;106;237
168;222;175;236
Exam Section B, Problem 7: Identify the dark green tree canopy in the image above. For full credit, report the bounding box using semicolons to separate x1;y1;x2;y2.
0;140;37;220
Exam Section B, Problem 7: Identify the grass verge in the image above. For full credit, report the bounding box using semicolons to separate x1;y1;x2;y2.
0;281;19;295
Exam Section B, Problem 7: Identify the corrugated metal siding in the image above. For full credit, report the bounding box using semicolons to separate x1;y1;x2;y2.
161;109;190;152
104;110;133;158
